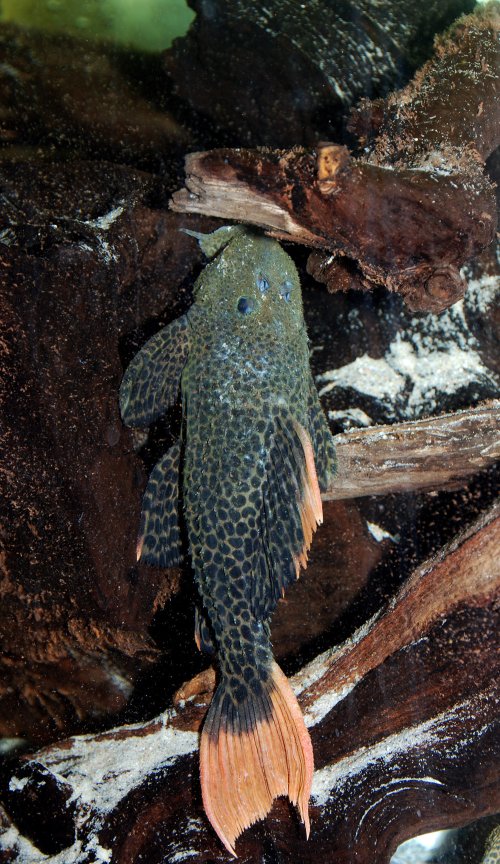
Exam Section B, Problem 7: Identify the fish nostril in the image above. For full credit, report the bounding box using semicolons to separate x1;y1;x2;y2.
237;297;254;315
256;275;270;293
280;281;292;302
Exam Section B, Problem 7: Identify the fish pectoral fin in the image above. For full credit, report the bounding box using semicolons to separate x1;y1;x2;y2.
292;418;324;531
137;441;183;568
255;414;323;618
200;661;313;856
119;314;190;428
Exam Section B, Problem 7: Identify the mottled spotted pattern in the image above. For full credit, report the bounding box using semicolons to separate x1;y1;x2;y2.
120;226;336;729
483;826;500;864
138;441;182;567
120;315;190;427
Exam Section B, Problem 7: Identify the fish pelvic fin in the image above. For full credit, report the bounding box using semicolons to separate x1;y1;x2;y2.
200;660;313;856
136;441;183;568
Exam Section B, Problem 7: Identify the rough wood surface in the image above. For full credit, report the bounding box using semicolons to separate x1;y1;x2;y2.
326;400;500;499
0;158;220;741
171;140;496;312
0;25;187;170
164;0;474;147
1;504;497;863
171;4;499;312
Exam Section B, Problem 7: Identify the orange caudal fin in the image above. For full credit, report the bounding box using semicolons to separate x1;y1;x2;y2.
200;660;313;856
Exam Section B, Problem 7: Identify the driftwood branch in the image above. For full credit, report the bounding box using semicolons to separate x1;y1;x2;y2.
326;400;500;499
164;0;476;149
1;503;498;863
171;4;499;312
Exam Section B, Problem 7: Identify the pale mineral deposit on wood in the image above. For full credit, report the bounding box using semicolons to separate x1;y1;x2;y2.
311;692;486;808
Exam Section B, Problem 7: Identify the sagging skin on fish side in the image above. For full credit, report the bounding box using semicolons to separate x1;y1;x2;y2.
119;225;336;856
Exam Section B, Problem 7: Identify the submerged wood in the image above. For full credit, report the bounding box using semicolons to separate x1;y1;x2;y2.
326;400;500;499
0;158;217;742
171;4;499;312
164;0;475;148
1;504;497;863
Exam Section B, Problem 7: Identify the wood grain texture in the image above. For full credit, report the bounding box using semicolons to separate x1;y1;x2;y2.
171;4;499;312
1;505;497;863
0;158;220;741
326;401;500;499
164;0;475;148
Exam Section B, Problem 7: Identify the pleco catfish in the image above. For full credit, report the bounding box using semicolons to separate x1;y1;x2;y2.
119;225;336;856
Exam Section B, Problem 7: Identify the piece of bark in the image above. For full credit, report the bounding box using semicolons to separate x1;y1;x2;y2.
1;504;497;863
324;400;500;499
171;140;496;312
349;5;500;166
0;158;219;741
165;0;474;148
171;5;499;312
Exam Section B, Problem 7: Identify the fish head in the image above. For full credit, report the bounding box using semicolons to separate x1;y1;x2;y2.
190;226;304;334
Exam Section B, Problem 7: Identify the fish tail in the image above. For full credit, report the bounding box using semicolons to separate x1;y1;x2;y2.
200;659;313;856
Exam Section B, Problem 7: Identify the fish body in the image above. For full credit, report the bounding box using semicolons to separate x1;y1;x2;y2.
119;226;336;855
482;826;500;864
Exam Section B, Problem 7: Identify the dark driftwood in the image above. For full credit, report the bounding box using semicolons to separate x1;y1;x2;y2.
0;24;187;169
326;400;500;499
1;504;497;864
164;0;474;148
0;157;220;742
171;5;499;312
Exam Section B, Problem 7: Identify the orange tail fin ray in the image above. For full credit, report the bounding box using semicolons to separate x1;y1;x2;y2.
200;661;313;856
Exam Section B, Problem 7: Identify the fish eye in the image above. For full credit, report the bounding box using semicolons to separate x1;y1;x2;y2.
256;274;270;293
280;280;292;302
237;297;254;315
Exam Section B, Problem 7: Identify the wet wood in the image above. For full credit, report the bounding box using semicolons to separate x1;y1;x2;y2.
1;504;497;863
165;0;475;148
0;157;220;742
297;501;499;717
326;400;500;499
171;4;499;312
171;140;496;312
0;24;187;170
